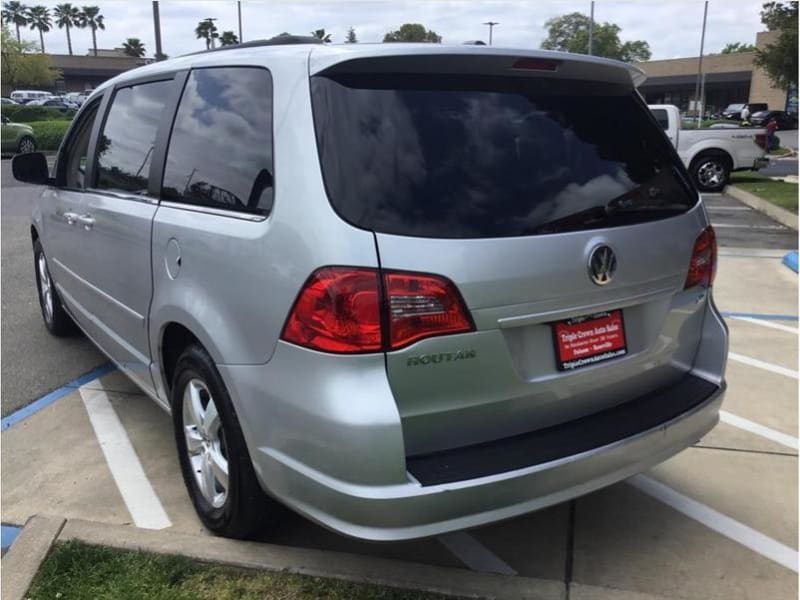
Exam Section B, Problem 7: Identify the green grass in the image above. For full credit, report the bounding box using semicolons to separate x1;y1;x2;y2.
768;146;793;156
730;171;798;212
20;120;70;151
27;541;456;600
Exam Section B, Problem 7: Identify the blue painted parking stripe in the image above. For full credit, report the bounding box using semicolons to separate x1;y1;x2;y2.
1;525;21;553
1;363;116;431
783;251;799;273
721;312;799;321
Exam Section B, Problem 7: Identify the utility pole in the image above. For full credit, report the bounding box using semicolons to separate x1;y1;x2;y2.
237;1;242;43
483;21;499;46
152;1;163;61
588;1;595;55
693;1;709;127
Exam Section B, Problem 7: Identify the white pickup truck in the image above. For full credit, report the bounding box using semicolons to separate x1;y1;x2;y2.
649;104;769;192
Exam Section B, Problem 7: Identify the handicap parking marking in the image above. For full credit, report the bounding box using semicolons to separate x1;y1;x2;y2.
437;531;517;575
79;382;172;530
728;316;799;334
629;475;797;573
719;411;798;450
728;352;799;379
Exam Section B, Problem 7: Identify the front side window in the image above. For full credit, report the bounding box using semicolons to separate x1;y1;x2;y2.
95;79;172;194
61;101;99;189
161;67;274;215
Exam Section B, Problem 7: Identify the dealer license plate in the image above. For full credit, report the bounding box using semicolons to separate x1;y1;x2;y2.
552;310;627;371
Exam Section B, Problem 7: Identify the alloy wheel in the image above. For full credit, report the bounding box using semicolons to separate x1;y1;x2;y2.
37;253;53;323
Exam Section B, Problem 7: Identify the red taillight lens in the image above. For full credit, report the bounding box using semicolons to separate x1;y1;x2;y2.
281;267;474;353
281;267;382;353
755;133;767;149
384;272;474;350
684;226;717;289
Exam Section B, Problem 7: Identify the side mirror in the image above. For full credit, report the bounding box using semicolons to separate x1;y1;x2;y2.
12;152;51;185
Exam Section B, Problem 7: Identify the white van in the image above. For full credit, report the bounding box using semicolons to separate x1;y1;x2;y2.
10;90;53;104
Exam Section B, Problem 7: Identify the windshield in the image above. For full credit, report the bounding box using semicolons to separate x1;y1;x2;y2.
311;73;696;238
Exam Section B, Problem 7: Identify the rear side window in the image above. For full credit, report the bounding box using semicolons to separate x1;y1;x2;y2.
161;67;274;216
651;109;669;130
312;73;696;238
95;79;172;194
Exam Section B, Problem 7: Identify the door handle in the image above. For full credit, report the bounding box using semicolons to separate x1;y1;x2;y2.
76;214;95;230
63;211;79;225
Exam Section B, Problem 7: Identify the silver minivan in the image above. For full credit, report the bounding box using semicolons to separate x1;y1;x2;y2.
14;38;728;542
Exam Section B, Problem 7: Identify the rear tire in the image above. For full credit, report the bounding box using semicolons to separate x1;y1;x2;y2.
17;136;36;154
690;151;731;193
33;239;75;336
171;344;280;539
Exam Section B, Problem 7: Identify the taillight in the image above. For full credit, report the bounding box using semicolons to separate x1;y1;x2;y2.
281;267;474;353
755;133;767;149
684;226;717;289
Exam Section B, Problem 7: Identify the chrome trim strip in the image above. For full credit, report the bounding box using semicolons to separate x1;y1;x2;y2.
85;188;160;205
159;200;267;222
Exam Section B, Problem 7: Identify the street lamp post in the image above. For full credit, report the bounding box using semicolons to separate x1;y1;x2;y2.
152;1;163;60
483;21;499;46
205;17;218;49
237;1;242;43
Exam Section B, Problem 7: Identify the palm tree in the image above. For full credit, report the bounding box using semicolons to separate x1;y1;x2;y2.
195;19;218;49
79;5;103;56
27;5;50;52
311;28;331;43
53;3;79;55
2;1;29;42
219;30;238;46
121;37;145;58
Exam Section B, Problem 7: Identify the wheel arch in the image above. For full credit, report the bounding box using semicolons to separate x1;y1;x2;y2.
156;317;225;401
690;147;733;170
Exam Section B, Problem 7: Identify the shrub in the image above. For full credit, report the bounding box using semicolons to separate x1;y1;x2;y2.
22;120;71;151
2;104;76;122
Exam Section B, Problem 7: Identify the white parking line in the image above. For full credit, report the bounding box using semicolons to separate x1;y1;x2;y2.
437;531;517;575
729;352;799;379
629;475;798;572
719;411;799;450
706;206;752;211
80;383;172;530
713;224;789;230
729;316;799;335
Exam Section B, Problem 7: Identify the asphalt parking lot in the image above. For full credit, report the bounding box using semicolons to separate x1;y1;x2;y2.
2;157;798;598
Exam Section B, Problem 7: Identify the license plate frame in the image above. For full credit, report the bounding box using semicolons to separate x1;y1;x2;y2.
552;310;627;371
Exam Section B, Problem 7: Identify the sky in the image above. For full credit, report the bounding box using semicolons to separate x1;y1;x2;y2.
15;0;767;61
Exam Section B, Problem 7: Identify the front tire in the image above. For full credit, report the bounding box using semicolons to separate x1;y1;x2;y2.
690;151;731;193
171;344;279;539
17;136;36;154
33;239;75;336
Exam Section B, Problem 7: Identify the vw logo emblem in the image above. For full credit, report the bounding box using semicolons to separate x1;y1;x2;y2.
588;245;616;286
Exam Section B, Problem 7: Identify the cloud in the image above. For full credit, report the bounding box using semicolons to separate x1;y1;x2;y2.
29;0;764;60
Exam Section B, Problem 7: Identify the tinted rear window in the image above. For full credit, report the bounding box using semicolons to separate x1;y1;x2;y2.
311;74;696;238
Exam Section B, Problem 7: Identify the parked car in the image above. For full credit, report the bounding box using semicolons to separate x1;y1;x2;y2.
750;110;798;130
9;90;53;104
1;97;19;105
14;42;728;542
721;102;768;120
1;115;36;154
650;104;769;192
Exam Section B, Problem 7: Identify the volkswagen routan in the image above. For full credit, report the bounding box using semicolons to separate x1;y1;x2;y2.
14;37;728;541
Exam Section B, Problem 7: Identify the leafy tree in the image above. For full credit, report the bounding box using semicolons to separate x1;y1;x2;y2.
2;1;29;42
1;25;58;89
195;19;218;49
79;5;103;56
121;37;145;57
219;30;238;46
53;3;80;55
720;42;757;54
540;12;651;62
345;26;357;43
754;1;798;89
311;28;331;43
383;23;441;43
27;5;50;53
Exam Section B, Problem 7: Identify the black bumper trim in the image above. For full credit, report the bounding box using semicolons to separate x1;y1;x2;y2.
406;374;719;486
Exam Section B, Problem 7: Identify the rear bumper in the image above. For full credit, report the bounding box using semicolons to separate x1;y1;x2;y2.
248;378;723;541
752;157;770;170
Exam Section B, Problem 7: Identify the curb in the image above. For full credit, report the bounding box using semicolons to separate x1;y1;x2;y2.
725;185;798;230
1;515;65;600
58;519;566;600
782;251;799;273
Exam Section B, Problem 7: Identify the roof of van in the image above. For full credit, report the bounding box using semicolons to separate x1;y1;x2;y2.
92;43;646;96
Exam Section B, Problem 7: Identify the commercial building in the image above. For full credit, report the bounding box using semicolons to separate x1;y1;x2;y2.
637;31;792;115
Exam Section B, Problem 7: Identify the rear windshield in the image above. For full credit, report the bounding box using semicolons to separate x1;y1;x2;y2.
311;73;696;238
